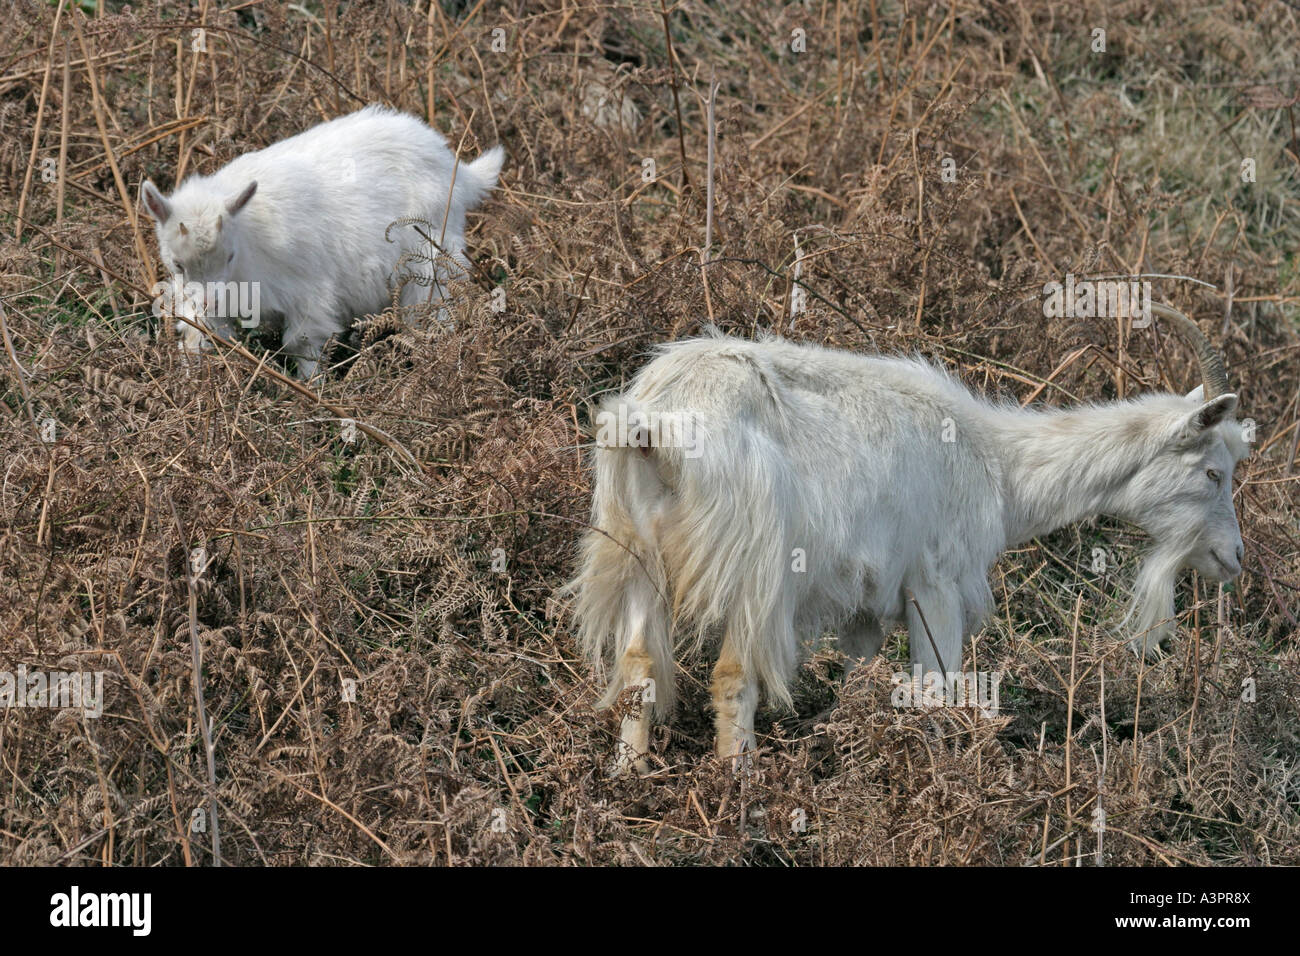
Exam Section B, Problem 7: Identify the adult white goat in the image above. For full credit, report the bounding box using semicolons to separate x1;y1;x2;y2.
569;305;1247;771
140;105;503;379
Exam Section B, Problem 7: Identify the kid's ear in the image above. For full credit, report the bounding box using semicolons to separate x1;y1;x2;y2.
140;180;172;222
225;181;257;216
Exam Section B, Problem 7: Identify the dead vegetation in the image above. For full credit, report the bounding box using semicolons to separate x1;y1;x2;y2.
1;0;1298;865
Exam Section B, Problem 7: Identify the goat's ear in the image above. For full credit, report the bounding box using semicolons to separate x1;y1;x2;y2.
1181;394;1238;438
1183;384;1205;403
225;181;257;216
140;180;171;222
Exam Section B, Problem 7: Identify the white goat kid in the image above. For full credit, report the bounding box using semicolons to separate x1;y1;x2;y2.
570;305;1247;772
140;105;504;379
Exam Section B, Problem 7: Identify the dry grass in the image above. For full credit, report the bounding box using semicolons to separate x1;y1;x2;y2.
1;0;1298;866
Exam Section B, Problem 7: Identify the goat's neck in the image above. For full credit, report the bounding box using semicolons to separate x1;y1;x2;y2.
994;403;1151;546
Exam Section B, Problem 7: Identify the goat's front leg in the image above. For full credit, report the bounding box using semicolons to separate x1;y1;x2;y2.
284;323;333;381
711;630;758;768
903;583;964;677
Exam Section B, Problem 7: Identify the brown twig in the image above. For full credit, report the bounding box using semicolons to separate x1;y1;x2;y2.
658;0;691;193
168;496;222;867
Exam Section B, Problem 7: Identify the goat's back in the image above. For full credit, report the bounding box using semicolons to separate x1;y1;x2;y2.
612;333;1004;636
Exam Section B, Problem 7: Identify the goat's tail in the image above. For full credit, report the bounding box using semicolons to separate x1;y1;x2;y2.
456;145;505;210
656;413;801;708
567;389;802;714
566;394;676;718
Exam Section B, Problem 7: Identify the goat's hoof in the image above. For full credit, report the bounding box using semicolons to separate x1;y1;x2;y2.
611;745;651;778
1127;636;1169;661
718;739;756;777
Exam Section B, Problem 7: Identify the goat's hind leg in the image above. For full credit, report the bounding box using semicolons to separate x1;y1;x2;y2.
839;609;886;665
711;629;759;769
611;579;672;776
613;639;655;776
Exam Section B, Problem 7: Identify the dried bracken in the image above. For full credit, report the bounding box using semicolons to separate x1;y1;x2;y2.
0;0;1297;865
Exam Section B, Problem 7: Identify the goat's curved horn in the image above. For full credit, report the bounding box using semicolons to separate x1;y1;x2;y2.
1149;303;1231;400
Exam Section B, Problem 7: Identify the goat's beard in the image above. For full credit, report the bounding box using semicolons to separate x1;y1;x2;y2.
1121;545;1183;658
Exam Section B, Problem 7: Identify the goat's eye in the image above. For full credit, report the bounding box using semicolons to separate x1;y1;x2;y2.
1207;468;1223;485
227;252;234;264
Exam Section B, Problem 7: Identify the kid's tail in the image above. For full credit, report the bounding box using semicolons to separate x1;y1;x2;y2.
457;145;505;209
